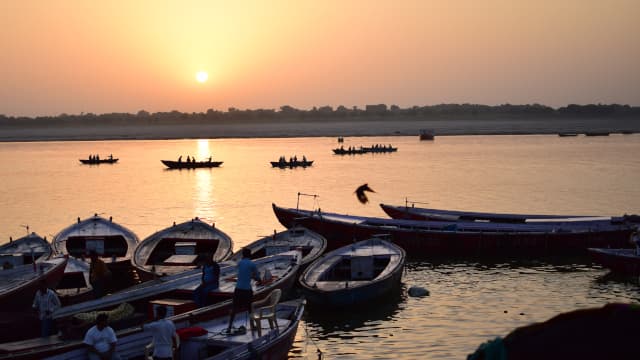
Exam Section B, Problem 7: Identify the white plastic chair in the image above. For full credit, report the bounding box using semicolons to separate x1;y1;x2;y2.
249;289;281;336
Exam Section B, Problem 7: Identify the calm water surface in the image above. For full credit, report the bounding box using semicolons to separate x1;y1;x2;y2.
1;134;639;358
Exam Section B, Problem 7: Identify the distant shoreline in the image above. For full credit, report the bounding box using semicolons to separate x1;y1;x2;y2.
1;117;639;142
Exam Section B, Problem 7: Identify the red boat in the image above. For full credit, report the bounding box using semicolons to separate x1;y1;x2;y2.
588;248;640;275
272;204;635;257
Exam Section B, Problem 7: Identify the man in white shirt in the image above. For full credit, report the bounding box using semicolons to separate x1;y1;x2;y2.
32;280;61;337
143;305;178;360
84;313;120;360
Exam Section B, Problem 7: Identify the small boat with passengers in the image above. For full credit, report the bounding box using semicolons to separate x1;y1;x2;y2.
161;159;223;169
132;217;233;281
300;237;405;307
270;157;313;168
79;155;118;165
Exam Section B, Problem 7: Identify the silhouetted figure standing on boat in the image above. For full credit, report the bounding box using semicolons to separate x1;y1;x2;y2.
226;248;261;333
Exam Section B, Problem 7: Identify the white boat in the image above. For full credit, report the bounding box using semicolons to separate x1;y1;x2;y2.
0;232;52;269
300;237;405;307
229;226;326;271
132;218;233;281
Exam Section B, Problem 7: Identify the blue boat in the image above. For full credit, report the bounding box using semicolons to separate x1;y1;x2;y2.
299;237;405;307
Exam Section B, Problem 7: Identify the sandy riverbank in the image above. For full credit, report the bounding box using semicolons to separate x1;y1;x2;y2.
1;117;638;142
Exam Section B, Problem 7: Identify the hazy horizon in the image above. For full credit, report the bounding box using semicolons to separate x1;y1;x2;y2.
2;0;639;117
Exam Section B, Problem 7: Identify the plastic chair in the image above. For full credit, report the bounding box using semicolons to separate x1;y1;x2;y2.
249;289;282;336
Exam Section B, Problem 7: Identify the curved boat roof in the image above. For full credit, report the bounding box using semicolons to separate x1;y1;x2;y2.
52;214;139;258
0;232;52;261
133;218;233;272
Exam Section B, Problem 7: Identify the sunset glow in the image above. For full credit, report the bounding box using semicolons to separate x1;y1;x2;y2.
1;0;639;116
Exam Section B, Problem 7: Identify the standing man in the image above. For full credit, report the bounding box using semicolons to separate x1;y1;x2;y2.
194;255;220;307
83;313;120;360
143;305;178;360
32;280;61;337
89;251;111;299
226;248;261;333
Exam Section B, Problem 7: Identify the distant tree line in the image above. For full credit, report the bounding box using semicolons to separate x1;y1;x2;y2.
1;103;639;127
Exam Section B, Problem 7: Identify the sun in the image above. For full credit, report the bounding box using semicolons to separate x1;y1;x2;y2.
195;71;209;83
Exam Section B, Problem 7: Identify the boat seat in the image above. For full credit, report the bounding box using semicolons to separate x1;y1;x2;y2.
249;289;281;336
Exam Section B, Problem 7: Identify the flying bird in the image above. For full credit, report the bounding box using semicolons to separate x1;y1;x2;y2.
355;183;375;204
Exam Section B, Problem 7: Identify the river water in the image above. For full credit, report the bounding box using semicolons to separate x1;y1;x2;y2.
0;134;639;358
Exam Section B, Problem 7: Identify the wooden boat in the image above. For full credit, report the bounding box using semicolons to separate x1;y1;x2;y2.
584;131;610;136
229;226;326;271
272;204;636;257
52;214;139;290
161;160;223;169
588;248;640;276
79;158;118;164
300;238;405;307
132;218;234;281
270;160;313;168
0;256;67;310
380;203;603;223
558;132;578;137
51;251;300;331
419;129;435;140
0;232;52;268
332;147;366;155
55;257;93;305
333;146;397;155
14;298;305;360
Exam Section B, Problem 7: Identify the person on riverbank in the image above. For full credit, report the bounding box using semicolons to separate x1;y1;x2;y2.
32;280;61;337
226;248;261;333
84;313;120;360
143;305;178;360
194;255;220;307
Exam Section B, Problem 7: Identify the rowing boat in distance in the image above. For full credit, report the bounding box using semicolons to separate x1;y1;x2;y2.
300;237;405;307
270;160;313;168
332;145;397;155
379;203;605;223
79;158;118;164
272;203;636;257
132;218;233;281
161;160;223;169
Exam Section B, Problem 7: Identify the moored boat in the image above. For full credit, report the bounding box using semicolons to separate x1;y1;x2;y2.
132;218;233;281
300;237;405;307
588;248;640;276
229;226;326;271
55;257;93;305
24;298;305;360
0;232;52;268
272;203;635;257
380;203;604;223
52;214;139;290
161;160;223;169
0;256;67;310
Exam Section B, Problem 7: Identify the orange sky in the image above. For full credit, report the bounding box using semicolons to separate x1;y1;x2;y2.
1;0;639;117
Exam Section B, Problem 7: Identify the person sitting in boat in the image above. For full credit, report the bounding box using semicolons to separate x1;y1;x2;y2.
186;155;190;163
303;155;307;162
194;255;220;307
177;155;182;163
109;154;113;160
96;154;100;161
208;156;212;163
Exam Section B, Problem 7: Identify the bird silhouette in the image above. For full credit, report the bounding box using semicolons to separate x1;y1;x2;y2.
355;183;375;204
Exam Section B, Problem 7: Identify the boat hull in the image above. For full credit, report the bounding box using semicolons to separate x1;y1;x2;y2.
588;248;640;275
161;160;223;169
273;204;634;257
79;159;118;164
0;257;67;310
270;160;313;168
